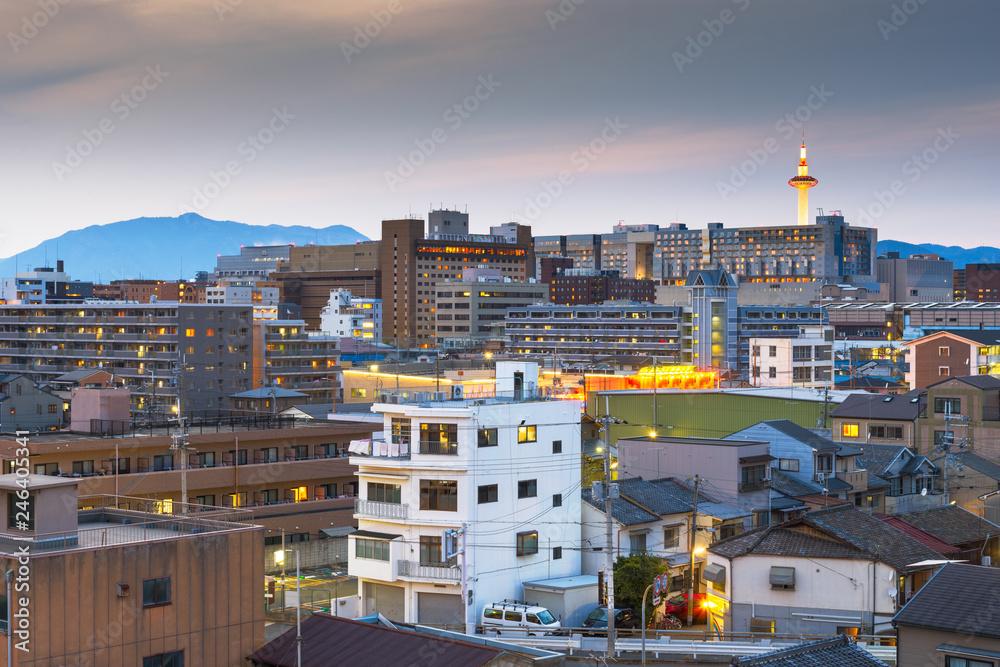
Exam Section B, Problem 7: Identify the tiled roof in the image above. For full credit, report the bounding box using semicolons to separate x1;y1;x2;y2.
956;451;1000;481
710;527;871;561
830;391;922;421
730;635;890;666
878;516;960;555
699;500;753;521
855;443;908;477
761;420;840;451
824;476;853;492
617;477;692;515
582;489;660;526
247;614;506;666
866;473;891;489
796;494;852;507
770;470;820;497
803;505;945;571
893;563;1000;639
896;505;1000;546
898;455;931;475
926;374;1000;390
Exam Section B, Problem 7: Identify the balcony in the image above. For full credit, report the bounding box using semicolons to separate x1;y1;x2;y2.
355;498;408;520
397;559;461;581
419;440;458;456
738;480;770;492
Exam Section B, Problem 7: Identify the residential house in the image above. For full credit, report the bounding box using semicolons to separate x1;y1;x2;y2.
726;421;887;514
704;505;947;636
0;374;64;433
903;329;1000;390
730;635;890;667
893;563;1000;667
895;504;1000;566
617;435;772;527
854;442;941;514
916;375;1000;459
950;452;1000;514
581;477;750;593
831;390;922;450
348;363;582;630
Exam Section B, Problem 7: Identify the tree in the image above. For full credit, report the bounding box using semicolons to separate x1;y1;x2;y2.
613;553;666;621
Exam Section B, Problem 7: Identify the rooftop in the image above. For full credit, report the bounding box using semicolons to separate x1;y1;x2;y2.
892;563;1000;639
730;634;889;666
710;526;872;561
802;504;946;571
895;504;1000;546
0;500;256;556
248;613;559;667
830;391;923;421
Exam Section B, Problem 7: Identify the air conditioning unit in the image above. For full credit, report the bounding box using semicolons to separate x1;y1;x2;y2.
434;392;447;402
983;556;992;567
412;392;427;403
451;385;464;400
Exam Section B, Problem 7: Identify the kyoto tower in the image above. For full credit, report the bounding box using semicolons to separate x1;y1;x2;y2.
788;136;818;226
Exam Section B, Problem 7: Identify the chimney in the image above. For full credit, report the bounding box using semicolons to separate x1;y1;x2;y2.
57;260;64;272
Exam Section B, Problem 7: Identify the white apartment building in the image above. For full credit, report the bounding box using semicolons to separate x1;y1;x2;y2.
320;289;383;341
750;327;835;389
205;280;279;305
348;363;582;630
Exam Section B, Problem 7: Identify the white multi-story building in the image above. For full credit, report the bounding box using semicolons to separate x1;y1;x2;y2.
205;279;279;306
348;363;582;630
750;327;835;389
320;289;382;341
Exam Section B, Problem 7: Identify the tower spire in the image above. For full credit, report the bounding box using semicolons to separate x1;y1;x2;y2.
788;135;818;225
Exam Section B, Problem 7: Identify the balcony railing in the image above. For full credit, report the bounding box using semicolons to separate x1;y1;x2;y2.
418;440;458;456
738;480;770;492
355;498;408;520
397;559;461;581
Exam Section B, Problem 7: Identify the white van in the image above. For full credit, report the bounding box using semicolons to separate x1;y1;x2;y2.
481;600;561;635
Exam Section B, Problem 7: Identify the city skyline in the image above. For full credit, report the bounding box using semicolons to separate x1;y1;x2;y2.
0;0;996;256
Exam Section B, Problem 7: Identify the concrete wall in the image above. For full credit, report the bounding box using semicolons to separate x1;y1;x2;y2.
2;526;264;667
706;552;897;635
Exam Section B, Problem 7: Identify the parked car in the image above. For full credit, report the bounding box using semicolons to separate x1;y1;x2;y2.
481;601;561;635
582;607;641;632
662;592;708;623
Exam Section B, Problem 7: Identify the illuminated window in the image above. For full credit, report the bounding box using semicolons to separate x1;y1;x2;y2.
841;424;859;438
185;329;195;337
293;486;308;502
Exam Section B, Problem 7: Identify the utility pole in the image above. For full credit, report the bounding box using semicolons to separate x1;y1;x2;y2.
598;396;625;657
652;356;658;435
687;475;701;627
170;418;190;514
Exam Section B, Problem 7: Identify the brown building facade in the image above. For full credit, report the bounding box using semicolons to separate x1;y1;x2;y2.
0;422;376;539
0;475;264;667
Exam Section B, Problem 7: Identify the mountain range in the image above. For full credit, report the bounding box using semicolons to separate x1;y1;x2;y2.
875;241;1000;266
1;215;994;284
0;214;370;283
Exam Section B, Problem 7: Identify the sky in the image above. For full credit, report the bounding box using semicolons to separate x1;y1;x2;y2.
0;0;998;257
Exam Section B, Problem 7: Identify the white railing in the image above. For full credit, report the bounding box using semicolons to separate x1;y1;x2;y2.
355;498;408;520
397;559;461;581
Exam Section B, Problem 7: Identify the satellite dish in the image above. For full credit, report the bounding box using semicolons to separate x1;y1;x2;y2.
888;589;897;598
921;488;928;497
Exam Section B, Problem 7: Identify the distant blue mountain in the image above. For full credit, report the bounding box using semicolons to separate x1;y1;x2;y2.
0;213;370;283
877;240;1000;267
